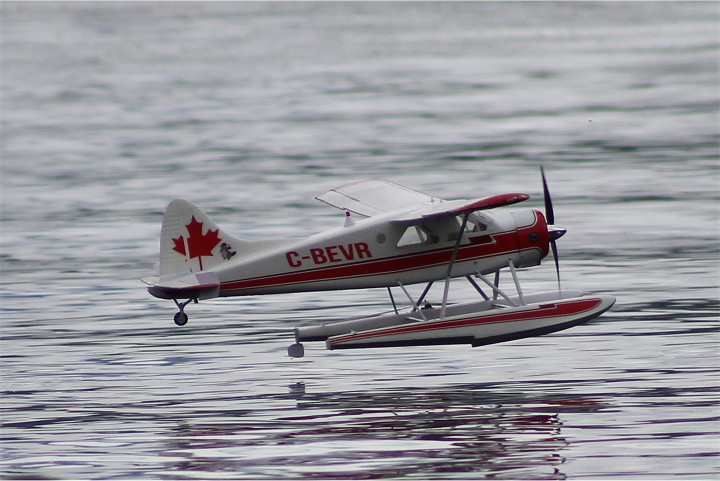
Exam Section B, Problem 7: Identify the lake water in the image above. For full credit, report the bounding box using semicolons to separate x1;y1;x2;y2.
1;2;718;480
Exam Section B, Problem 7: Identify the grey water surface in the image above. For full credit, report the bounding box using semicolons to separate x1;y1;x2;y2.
1;2;719;480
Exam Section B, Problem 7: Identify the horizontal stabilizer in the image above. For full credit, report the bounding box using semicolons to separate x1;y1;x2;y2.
145;272;220;300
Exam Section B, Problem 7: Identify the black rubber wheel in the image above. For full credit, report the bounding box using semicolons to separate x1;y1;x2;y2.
174;311;188;326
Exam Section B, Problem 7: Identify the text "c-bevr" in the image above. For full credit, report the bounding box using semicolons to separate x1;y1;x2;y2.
286;242;372;268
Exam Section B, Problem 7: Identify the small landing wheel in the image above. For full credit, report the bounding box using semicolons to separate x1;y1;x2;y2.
174;311;188;326
288;343;305;358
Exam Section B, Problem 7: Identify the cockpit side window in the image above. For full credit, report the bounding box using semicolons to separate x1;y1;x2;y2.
448;215;486;241
396;213;494;248
469;213;490;232
397;226;427;247
472;220;488;232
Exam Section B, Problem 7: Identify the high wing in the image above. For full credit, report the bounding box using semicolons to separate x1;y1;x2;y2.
316;179;529;223
315;180;440;217
391;192;530;223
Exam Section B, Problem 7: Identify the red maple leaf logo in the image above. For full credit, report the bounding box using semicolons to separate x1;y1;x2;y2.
172;216;221;271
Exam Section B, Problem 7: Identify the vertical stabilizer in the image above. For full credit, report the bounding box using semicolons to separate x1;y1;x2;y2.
158;199;242;276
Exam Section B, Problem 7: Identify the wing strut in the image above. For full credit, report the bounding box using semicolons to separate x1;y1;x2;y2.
440;211;471;319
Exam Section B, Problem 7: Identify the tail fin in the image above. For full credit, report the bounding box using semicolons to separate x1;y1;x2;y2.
158;199;244;276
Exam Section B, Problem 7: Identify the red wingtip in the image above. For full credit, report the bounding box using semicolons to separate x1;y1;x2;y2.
452;193;530;214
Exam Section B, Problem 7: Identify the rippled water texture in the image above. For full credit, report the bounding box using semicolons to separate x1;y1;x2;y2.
1;2;719;480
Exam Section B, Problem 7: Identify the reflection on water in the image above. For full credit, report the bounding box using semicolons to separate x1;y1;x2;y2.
275;384;589;480
6;381;605;480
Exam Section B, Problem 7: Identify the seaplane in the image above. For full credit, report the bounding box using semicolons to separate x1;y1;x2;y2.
142;169;615;357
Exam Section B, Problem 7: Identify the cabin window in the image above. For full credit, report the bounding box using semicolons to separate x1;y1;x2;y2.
448;215;484;241
472;221;488;232
451;215;474;238
457;215;473;231
397;216;489;248
397;226;429;247
469;213;489;232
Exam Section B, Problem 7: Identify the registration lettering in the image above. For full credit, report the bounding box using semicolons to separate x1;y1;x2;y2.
286;242;372;268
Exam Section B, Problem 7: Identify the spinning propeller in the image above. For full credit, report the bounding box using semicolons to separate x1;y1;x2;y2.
541;166;566;291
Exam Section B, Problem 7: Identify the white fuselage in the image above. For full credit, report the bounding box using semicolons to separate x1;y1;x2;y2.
213;208;550;296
